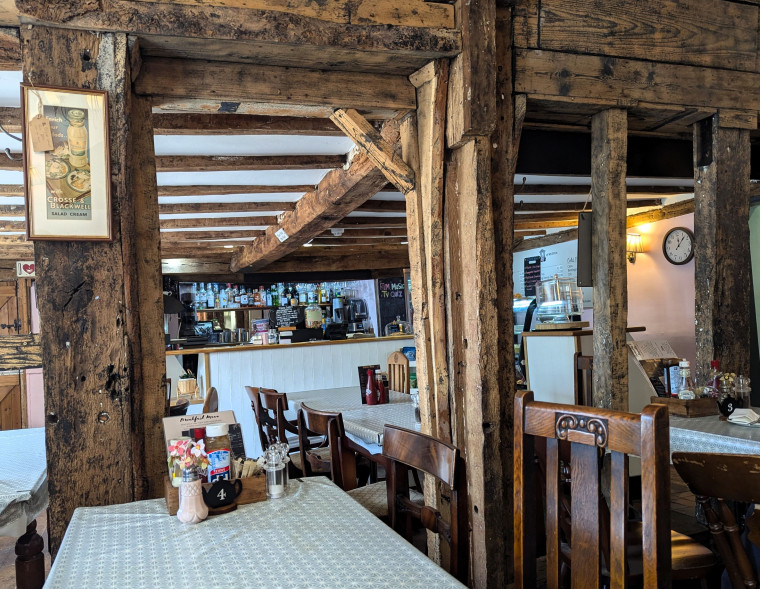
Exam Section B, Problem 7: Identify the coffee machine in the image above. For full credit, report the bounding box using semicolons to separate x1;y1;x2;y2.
347;298;369;333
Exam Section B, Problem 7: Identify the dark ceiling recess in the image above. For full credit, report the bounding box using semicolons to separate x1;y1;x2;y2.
516;130;696;178
245;270;374;283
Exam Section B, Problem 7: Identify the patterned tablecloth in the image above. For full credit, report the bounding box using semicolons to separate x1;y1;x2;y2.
287;386;410;413
45;477;465;589
670;415;760;455
341;402;420;446
0;427;47;538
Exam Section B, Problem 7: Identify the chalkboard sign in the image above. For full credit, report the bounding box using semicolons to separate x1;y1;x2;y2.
523;256;542;297
275;306;300;328
228;423;246;460
378;277;407;334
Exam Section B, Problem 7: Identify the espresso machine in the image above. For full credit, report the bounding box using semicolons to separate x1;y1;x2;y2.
347;298;369;334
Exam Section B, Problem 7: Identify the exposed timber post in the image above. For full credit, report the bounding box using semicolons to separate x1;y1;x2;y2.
20;26;164;554
694;113;752;384
443;0;503;585
591;108;629;410
491;6;525;583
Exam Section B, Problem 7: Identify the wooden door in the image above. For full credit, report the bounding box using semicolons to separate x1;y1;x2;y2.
0;279;26;335
0;373;23;430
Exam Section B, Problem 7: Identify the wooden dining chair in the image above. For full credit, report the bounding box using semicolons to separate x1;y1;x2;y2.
244;386;288;452
202;386;218;413
673;452;760;588
382;425;467;583
295;403;336;477
387;351;410;394
573;352;593;406
516;390;715;588
515;389;674;588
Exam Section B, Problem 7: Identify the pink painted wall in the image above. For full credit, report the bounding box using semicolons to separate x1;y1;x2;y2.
26;282;45;427
626;213;696;367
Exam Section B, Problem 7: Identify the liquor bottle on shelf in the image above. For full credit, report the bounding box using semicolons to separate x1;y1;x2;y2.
196;283;206;310
252;287;262;307
265;286;273;307
219;283;229;308
206;284;215;309
298;285;308;306
231;285;239;306
240;287;249;307
290;285;298;307
214;284;221;309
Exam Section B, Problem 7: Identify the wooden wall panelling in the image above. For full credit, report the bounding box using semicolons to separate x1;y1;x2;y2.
446;0;496;147
515;49;760;112
0;279;17;335
490;7;524;582
694;114;752;384
20;25;161;554
0;372;22;430
591;109;629;410
125;43;167;500
511;0;539;49
410;60;451;445
538;0;758;72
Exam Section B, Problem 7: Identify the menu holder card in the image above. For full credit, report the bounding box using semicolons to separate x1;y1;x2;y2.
162;410;237;452
358;364;381;404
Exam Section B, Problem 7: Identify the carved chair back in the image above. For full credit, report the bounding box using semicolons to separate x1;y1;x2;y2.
387;351;410;394
382;425;468;584
514;390;672;589
673;452;760;588
296;404;337;477
244;386;286;451
202;386;218;414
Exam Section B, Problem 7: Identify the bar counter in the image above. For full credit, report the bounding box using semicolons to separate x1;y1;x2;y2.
166;335;415;457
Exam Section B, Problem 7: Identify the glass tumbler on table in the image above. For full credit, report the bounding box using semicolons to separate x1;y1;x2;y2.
410;391;421;425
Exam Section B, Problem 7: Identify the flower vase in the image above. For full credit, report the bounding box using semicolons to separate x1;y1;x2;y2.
177;471;208;524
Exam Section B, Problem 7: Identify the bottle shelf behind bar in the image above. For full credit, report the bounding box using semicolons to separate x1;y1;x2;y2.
196;303;332;313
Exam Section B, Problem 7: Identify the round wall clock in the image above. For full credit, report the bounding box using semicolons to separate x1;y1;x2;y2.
662;227;694;265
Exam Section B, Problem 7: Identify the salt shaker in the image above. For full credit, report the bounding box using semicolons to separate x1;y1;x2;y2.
264;446;287;499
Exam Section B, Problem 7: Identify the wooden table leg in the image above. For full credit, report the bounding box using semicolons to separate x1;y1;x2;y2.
15;519;45;589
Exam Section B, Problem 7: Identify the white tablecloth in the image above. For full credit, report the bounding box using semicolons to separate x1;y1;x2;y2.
287;386;409;412
45;477;465;589
341;403;420;446
0;427;47;538
670;415;760;455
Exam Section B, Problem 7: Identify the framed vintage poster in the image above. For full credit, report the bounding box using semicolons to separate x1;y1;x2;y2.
21;84;111;241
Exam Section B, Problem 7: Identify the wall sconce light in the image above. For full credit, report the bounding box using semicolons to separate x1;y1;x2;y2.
626;233;644;263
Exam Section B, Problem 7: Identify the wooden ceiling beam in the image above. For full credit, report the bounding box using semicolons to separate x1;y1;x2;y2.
516;48;760;112
513;198;661;213
0;27;19;70
158;185;314;196
136;58;417;114
152;113;344;136
230;117;402;272
0;220;24;231
160;229;264;240
0;234;28;243
333;217;407;227
356;200;406;213
160;217;277;229
13;3;458;76
0;107;20;133
310;237;407;246
158;202;295;215
154;154;345;172
258;247;410;272
514;184;692;196
316;228;407;237
131;0;454;29
330;108;415;194
0;184;23;196
0;204;26;216
626;198;694;227
162;259;241;278
0;155;22;170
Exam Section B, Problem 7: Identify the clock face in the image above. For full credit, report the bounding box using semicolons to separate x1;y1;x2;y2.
663;227;694;265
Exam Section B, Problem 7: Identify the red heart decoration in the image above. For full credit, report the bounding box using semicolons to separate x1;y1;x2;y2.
22;263;34;274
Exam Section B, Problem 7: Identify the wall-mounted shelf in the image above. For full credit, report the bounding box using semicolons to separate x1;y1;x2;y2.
196;303;332;313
